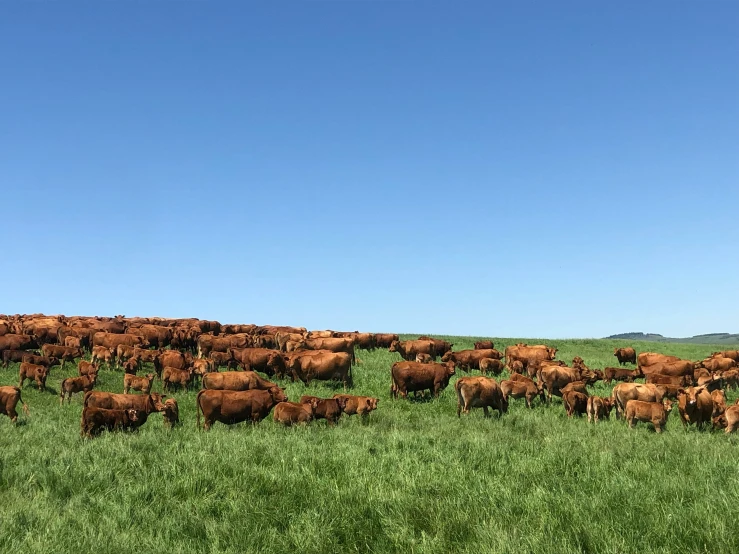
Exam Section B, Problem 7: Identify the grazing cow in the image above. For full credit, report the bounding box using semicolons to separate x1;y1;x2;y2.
191;358;212;383
677;386;713;429
721;369;739;390
83;391;167;416
40;345;83;369
441;349;503;371
0;386;29;423
586;396;613;423
646;373;692;386
22;354;60;369
713;405;739;434
639;359;694;377
300;395;347;425
64;336;82;348
2;349;32;368
611;383;667;419
123;373;155;394
133;347;160;365
415;353;433;364
122;357;140;375
701;357;736;372
455;376;508;418
196;387;288;430
474;340;494;350
19;362;49;391
563;390;588;417
711;389;727;418
209;351;236;371
91;346;114;367
78;360;99;377
115;344;136;366
162;366;194;391
479;358;504;376
229;348;286;377
613;347;637;365
202;371;277;391
81;407;139;438
537;366;585;402
162;398;179;428
603;367;639;384
92;332;147;350
374;333;399;349
273;400;317;426
284;351;353;388
391;361;456;399
500;376;544;408
389;340;436;361
625;399;673;433
637;352;679;369
332;394;379;417
60;374;97;404
417;337;454;358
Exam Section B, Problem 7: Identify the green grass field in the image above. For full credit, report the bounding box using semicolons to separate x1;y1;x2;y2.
1;337;738;553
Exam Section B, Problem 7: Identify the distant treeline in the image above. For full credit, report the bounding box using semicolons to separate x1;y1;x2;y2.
606;332;739;345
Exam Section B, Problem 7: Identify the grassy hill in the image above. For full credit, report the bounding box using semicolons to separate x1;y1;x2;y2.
606;331;739;345
1;336;738;553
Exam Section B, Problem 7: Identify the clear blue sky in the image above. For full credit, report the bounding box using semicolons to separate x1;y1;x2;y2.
2;2;737;338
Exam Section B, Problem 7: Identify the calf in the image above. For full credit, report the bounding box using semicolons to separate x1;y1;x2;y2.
21;354;60;368
711;389;727;418
455;376;508;418
91;346;114;366
162;398;179;428
614;347;637;365
81;407;139;438
646;373;692;386
19;362;49;391
500;377;543;408
162;366;194;391
563;390;588;417
300;395;347;425
479;358;504;376
123;357;140;375
586;396;613;423
508;360;524;374
64;336;82;348
60;374;98;404
713;405;739;434
625;399;673;433
560;381;588;396
474;340;494;350
78;360;99;377
0;386;29;423
123;373;155;394
677;386;713;429
603;367;639;384
332;394;379;417
722;369;739;390
273;400;316;426
415;353;433;364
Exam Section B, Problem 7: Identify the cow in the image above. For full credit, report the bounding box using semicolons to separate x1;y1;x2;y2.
60;374;97;404
115;344;136;366
162;398;179;428
374;333;399;349
611;383;667;419
391;361;456;399
122;356;140;375
0;334;38;352
91;346;114;367
455;376;508;418
92;332;147;351
701;357;736;372
713;405;739;434
415;353;433;364
560;381;588;396
603;367;640;384
613;347;637;365
196;387;288;430
504;344;557;373
78;360;99;377
298;337;356;363
417;337;454;358
711;350;739;363
646;373;693;386
639;359;694;377
2;349;33;368
625;399;673;433
332;394;379;417
586;396;613;424
80;407;139;438
273;400;317;426
202;371;277;391
64;336;82;349
711;389;727;418
123;373;155;394
0;386;29;423
537;365;586;402
21;354;60;369
133;347;160;366
637;352;679;369
154;350;188;376
300;395;347;425
389;340;436;361
474;340;494;350
721;369;739;390
677;386;713;429
500;376;544;408
209;351;236;371
19;362;49;391
162;366;194;391
563;390;588;417
479;358;504;376
441;349;503;371
229;348;286;377
40;345;83;369
508;360;524;374
83;391;167;416
283;351;353;388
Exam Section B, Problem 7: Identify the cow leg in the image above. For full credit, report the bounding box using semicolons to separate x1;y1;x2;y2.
482;406;490;418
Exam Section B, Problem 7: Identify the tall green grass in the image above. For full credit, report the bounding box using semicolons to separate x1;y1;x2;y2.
0;337;737;553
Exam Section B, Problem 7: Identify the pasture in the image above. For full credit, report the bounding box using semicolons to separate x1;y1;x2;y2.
1;336;738;553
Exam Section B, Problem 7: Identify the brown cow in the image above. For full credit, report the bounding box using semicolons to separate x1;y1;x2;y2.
0;386;29;423
196;387;288;430
500;377;543;408
455;376;508;417
229;348;286;377
586;396;613;423
122;357;140;375
284;351;353;388
133;347;161;365
508;360;524;374
441;349;502;371
83;391;167;415
209;351;236;370
92;332;147;350
19;362;49;391
711;389;727;418
637;352;679;369
474;340;494;350
625;399;673;433
78;360;99;377
639;359;694;377
603;367;639;384
123;373;155;394
537;366;584;402
713;405;739;434
563;390;588;417
701;357;736;372
560;381;588;396
40;345;83;369
154;350;188;376
389;340;436;361
60;374;97;404
415;353;433;364
505;344;557;373
611;383;667;419
417;337;454;358
273;400;317;425
162;366;194;391
91;346;114;366
162;398;179;428
332;394;379;417
202;371;277;391
0;334;38;352
712;350;739;363
677;386;713;429
115;344;136;365
391;361;455;399
81;407;139;438
479;358;504;376
721;369;739;390
64;336;82;348
299;337;356;362
374;333;399;349
613;347;637;365
300;395;347;425
646;373;692;386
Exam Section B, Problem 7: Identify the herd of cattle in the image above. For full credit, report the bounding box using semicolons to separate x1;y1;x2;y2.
2;314;739;437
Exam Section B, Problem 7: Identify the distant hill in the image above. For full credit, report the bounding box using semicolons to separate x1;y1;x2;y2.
606;332;739;345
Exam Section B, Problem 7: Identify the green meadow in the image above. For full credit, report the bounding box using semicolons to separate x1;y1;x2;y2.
1;337;737;553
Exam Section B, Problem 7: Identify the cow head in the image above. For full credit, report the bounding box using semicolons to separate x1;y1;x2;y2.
388;341;400;353
662;398;674;412
335;396;348;411
680;386;706;407
441;351;453;363
126;409;139;422
304;397;320;411
711;390;727;417
547;347;558;360
444;361;456;376
149;393;168;412
269;386;288;403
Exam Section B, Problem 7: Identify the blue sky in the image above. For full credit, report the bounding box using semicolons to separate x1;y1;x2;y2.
1;2;737;338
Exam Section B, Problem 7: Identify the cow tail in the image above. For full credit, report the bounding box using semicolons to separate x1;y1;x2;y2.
16;387;29;416
196;390;204;430
455;379;463;416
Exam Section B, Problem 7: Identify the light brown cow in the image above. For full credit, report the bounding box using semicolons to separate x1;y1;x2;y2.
586;396;613;423
202;371;276;391
81;407;139;438
123;373;155;394
162;398;179;428
273;400;317;425
441;349;503;371
415;353;433;364
332;394;379;417
563;390;588;417
677;386;713;429
474;340;494;350
455;376;508;417
701;357;736;372
78;360;99;377
19;362;49;391
711;389;727;418
389;340;436;361
603;367;640;384
64;336;82;348
625;399;673;433
300;395;347;425
639;359;694;377
391;361;456;399
91;346;114;366
479;358;504;376
0;386;29;422
713;405;739;434
637;352;679;369
284;351;353;388
60;374;98;404
613;347;636;365
500;377;543;408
